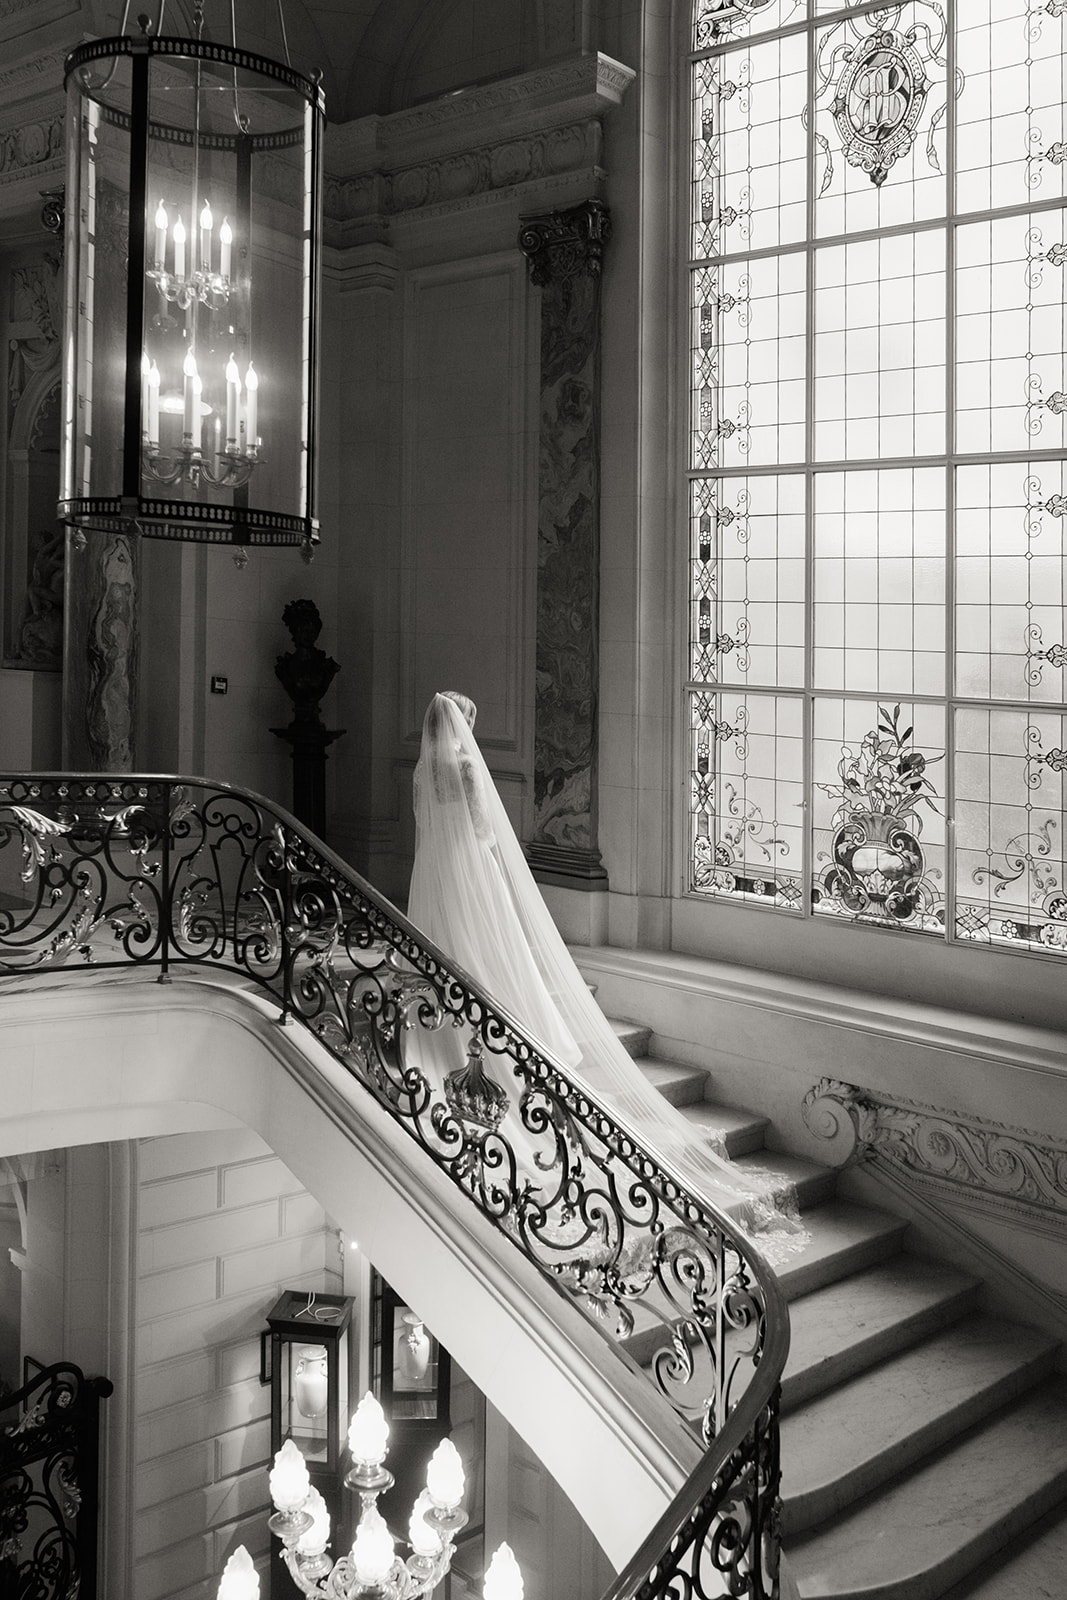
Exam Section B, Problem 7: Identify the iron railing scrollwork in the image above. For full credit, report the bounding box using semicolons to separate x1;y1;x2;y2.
0;1360;113;1600
0;773;788;1599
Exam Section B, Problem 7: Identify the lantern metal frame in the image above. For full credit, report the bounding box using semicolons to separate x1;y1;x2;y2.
59;20;325;553
261;1289;354;1480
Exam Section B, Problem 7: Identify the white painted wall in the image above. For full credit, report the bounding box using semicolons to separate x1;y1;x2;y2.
132;1127;342;1600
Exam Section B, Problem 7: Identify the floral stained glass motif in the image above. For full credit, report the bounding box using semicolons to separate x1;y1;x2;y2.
687;0;1067;959
812;700;946;931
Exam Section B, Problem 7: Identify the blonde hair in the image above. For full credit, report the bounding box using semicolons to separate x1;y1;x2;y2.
442;690;476;728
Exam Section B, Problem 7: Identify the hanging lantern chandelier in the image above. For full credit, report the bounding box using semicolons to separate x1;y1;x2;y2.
59;0;325;555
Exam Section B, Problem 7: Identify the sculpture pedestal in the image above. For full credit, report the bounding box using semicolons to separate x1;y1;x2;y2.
271;720;345;841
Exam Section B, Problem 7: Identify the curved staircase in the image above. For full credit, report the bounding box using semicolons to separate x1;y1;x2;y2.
613;1019;1067;1600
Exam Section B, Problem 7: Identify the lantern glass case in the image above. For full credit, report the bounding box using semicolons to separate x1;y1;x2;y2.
262;1290;352;1474
60;27;324;549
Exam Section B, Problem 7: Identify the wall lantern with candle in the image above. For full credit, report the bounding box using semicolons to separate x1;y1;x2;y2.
59;0;325;557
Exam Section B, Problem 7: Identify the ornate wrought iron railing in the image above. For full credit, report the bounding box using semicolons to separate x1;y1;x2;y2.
0;1360;113;1599
0;773;788;1598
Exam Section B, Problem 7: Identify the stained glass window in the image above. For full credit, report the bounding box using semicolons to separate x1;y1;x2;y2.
687;0;1067;955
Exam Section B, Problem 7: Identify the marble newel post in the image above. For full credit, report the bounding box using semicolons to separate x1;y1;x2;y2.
62;530;141;772
519;199;611;889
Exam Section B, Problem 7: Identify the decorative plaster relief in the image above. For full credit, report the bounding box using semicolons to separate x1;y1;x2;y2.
0;112;63;182
803;1076;1067;1232
325;122;601;225
7;253;61;417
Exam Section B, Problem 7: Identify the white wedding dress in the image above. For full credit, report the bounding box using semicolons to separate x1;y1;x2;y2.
407;692;804;1257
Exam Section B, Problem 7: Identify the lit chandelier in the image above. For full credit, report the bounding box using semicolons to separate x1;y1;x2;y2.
215;1393;524;1600
59;0;324;554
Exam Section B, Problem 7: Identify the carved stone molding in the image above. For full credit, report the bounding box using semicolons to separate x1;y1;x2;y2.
322;52;634;236
326;121;603;228
329;53;633;169
803;1077;1067;1233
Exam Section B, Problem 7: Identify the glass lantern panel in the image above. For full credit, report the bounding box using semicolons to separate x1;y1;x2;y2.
62;39;321;544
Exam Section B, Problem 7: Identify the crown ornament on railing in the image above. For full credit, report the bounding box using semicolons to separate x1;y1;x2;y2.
0;773;787;1600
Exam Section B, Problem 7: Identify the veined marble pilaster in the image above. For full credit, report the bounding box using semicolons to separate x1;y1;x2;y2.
520;198;610;886
62;530;140;771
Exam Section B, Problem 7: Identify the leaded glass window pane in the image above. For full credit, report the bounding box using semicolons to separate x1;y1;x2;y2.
686;0;1067;959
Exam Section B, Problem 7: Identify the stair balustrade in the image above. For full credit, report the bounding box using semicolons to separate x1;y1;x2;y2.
0;1360;113;1599
0;773;789;1599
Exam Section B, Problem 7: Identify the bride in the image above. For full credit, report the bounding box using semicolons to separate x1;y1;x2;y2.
407;690;804;1254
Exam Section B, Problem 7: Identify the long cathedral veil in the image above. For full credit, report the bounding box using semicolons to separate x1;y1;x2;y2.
408;692;805;1259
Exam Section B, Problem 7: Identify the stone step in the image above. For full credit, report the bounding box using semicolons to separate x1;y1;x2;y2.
636;1054;716;1109
612;1019;652;1058
774;1201;909;1303
732;1148;838;1212
786;1376;1067;1600
937;1501;1067;1599
620;1197;906;1370
780;1316;1060;1536
783;1255;982;1413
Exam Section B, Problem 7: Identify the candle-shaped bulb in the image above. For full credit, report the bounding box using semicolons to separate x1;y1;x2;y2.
182;347;198;438
296;1485;330;1557
348;1392;389;1466
140;351;151;437
225;353;241;447
154;200;167;268
219;216;233;279
268;1438;310;1514
147;360;160;446
484;1543;524;1600
351;1506;394;1587
244;361;258;449
200;201;213;271
172;214;186;279
216;1545;260;1600
426;1437;464;1510
147;358;161;444
409;1489;442;1558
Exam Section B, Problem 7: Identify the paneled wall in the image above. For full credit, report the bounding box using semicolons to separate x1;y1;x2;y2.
132;1127;341;1600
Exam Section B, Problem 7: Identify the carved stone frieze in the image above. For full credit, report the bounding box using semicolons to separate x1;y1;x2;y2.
325;121;602;226
0;112;63;182
803;1077;1067;1231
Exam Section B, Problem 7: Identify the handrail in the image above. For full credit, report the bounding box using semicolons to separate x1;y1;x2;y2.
0;772;788;1598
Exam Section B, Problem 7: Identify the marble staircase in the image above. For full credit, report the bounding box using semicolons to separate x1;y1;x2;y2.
611;1021;1067;1600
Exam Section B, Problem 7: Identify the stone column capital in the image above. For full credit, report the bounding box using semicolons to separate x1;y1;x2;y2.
518;198;612;287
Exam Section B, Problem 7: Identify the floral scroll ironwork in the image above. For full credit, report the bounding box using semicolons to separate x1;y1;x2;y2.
0;773;789;1599
0;1361;112;1600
